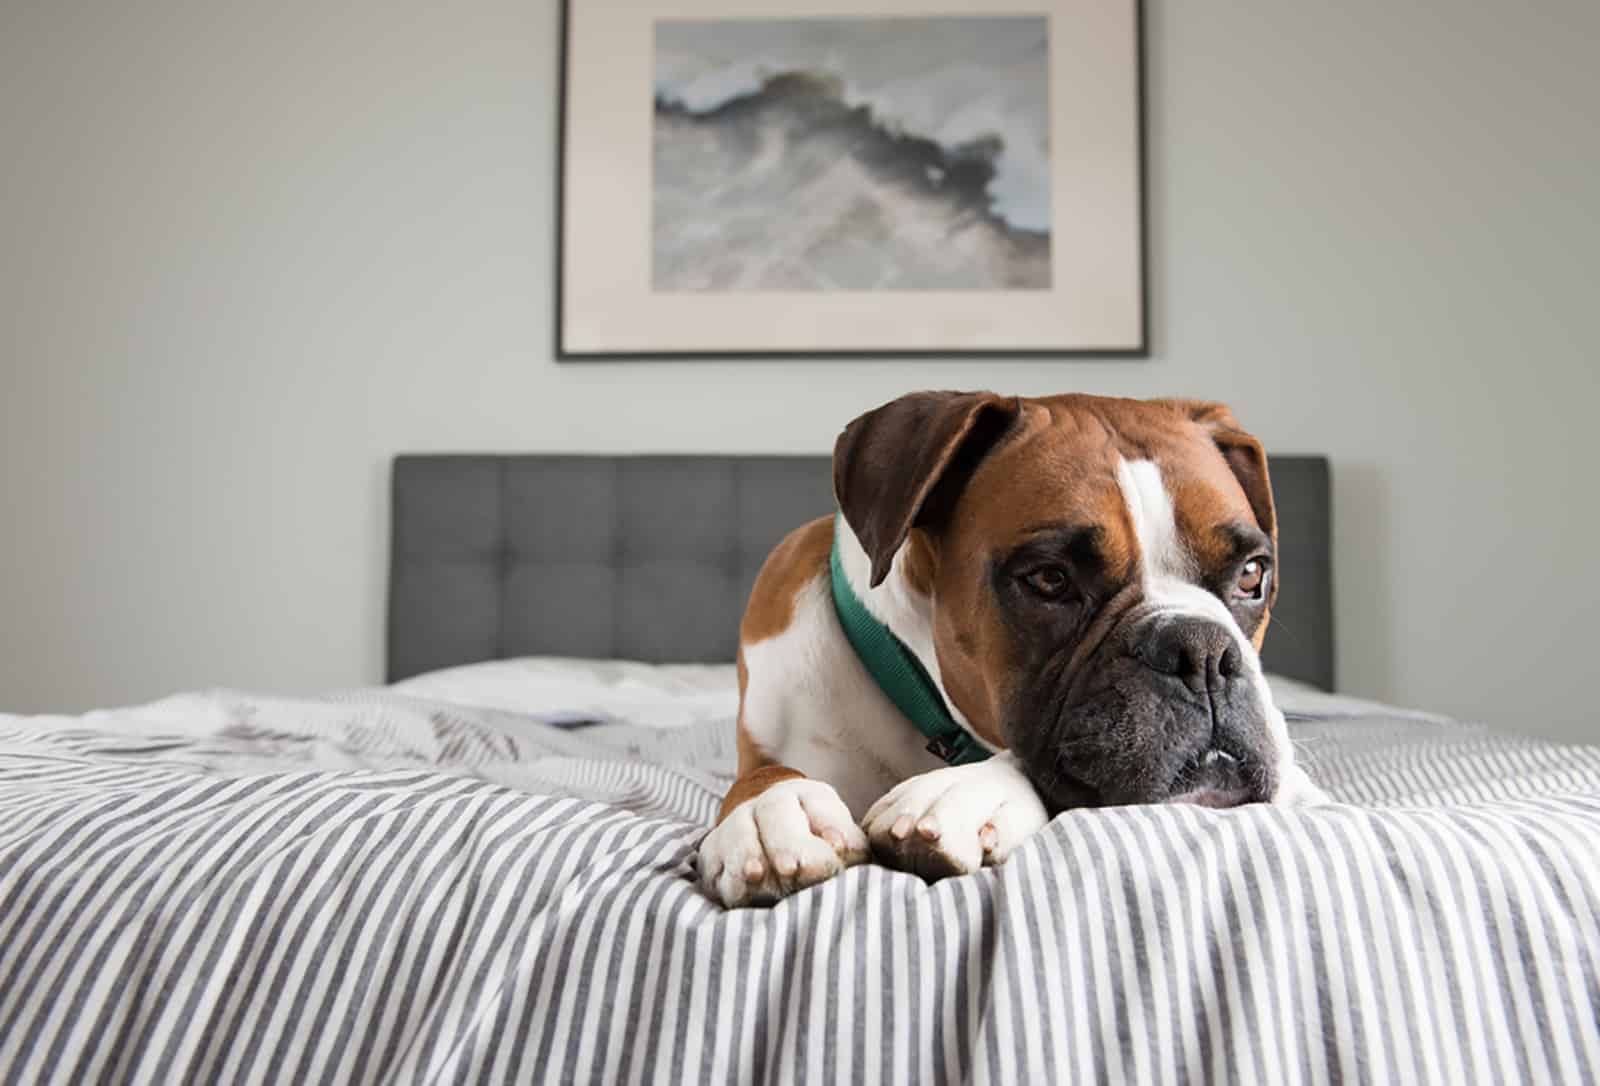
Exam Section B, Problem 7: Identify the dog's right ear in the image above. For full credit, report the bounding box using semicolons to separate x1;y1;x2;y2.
833;391;1021;587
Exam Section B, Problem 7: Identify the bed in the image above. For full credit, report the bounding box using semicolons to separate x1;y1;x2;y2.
1;455;1597;1084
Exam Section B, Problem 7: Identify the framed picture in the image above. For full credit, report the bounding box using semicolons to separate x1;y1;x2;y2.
557;0;1146;358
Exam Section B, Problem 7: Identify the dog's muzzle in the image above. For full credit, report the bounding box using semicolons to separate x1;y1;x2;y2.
1012;614;1279;811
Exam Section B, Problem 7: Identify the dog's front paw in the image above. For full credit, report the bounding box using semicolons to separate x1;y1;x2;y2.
863;754;1049;880
1273;762;1332;807
697;778;868;908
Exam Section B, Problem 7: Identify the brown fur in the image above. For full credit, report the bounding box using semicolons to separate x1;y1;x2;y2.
899;530;938;598
737;516;833;645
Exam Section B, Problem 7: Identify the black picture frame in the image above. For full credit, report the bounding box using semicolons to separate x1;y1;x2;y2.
555;0;1148;360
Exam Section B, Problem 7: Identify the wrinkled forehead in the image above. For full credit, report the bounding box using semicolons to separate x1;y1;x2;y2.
949;399;1262;573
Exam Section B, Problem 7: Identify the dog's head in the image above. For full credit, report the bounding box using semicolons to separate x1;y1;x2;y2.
834;391;1290;810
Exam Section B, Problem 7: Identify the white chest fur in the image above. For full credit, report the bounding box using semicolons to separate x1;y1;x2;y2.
738;538;954;818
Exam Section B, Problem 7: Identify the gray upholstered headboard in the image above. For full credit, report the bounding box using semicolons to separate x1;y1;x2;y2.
387;454;1335;690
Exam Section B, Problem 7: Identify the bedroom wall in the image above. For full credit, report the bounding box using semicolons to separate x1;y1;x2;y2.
2;0;1596;740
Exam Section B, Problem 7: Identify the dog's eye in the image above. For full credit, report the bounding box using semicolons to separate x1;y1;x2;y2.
1236;558;1268;601
1023;566;1071;600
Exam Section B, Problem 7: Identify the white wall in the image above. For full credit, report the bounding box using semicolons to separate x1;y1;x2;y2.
2;0;1596;739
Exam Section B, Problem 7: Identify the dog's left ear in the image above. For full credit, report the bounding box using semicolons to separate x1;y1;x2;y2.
1157;399;1277;543
834;390;1021;586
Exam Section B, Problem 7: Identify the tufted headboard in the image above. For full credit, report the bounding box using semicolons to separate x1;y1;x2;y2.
386;454;1335;689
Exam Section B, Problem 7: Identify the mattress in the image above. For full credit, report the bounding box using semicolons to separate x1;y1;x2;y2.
1;661;1597;1084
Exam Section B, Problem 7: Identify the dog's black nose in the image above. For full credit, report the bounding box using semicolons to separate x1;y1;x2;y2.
1132;618;1243;695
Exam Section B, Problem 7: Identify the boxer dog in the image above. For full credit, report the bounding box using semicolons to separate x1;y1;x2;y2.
698;392;1327;907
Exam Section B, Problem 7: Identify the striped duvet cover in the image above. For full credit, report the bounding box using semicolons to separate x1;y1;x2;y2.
1;678;1598;1084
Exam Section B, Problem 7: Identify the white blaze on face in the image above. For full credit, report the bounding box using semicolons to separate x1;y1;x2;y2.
1114;456;1302;795
1116;458;1191;583
1116;457;1233;626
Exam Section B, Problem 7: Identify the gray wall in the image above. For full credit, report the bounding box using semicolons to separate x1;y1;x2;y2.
2;0;1596;739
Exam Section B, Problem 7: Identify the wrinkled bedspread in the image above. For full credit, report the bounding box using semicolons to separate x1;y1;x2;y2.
2;685;1598;1084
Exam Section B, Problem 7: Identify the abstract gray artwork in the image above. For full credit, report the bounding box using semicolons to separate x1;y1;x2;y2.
653;16;1051;292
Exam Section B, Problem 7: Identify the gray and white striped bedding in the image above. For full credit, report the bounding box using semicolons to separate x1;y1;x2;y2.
2;678;1599;1084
